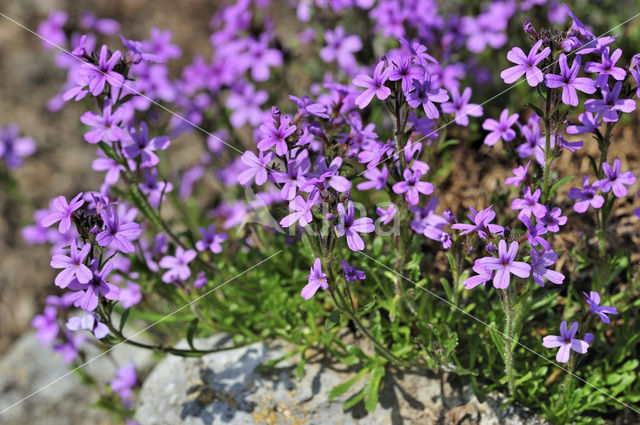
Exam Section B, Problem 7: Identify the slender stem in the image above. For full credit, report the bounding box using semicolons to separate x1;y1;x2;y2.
542;87;552;203
500;286;517;396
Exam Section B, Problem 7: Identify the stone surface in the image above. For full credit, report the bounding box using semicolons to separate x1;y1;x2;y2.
0;331;154;425
136;336;549;425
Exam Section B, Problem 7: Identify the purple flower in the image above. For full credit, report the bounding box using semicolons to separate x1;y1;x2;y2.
237;151;273;186
441;87;483;126
357;165;388;191
257;116;296;156
289;95;329;119
568;176;604;213
80;45;125;96
246;35;282;82
111;364;138;408
398;38;437;66
353;61;392;109
50;239;92;288
531;249;564;287
67;260;119;312
124;122;170;168
544;54;596;106
542;321;589;363
388;55;423;93
482;109;519;146
96;206;142;254
0;124;37;169
407;78;449;119
120;34;162;63
159;246;196;283
599;158;636;197
66;312;109;339
93;149;125;185
392;169;434;206
539;207;567;233
320;27;362;71
335;201;375;252
376;203;396;225
519;215;550;250
301;258;328;300
226;84;267;128
500;39;550;86
79;100;125;144
119;281;142;309
511;187;546;218
482;240;531;289
583;291;619;324
585;82;636;122
41;193;84;234
451;205;504;239
32;306;59;344
462;257;495;290
37;10;68;50
280;192;320;228
566;112;601;135
505;161;530;187
341;260;365;282
195;225;227;253
194;271;207;289
584;48;626;87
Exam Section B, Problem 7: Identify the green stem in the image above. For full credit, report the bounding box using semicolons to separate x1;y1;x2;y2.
500;286;517;396
542;87;552;203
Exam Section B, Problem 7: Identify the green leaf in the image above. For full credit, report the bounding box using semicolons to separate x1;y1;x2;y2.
489;327;506;361
118;309;130;334
549;175;575;198
342;389;365;410
325;310;341;330
358;299;377;314
328;367;369;401
526;103;544;118
364;366;385;412
186;318;199;350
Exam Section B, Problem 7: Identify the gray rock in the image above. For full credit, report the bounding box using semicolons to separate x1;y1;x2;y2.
0;331;154;425
136;335;549;425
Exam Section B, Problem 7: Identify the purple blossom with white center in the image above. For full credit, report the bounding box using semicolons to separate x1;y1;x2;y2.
505;161;530;187
584;48;626;87
519;215;550;250
583;291;619;324
441;87;483;126
124;122;170;168
585;82;636;122
159;246;196;283
531;249;564;287
257;116;296;156
335;201;375;252
481;240;531;289
407;78;449;119
301;258;328;300
67;260;119;312
392;169;434;206
341;260;365;282
119;281;142;309
96;205;142;254
544;54;596;106
451;205;504;239
539;207;567;233
462;257;495;290
542;321;589;363
389;55;423;93
280;192;320;228
511;187;547;218
598;158;636;197
0;124;36;169
41;192;84;234
237;151;273;186
79;100;126;144
320;27;362;71
500;39;550;86
353;61;392;109
568;176;604;213
32;306;59;344
195;225;228;253
482;109;519;146
357;165;388;192
66;312;109;339
50;239;92;288
110;364;138;408
376;203;396;225
566;112;601;135
80;45;125;96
